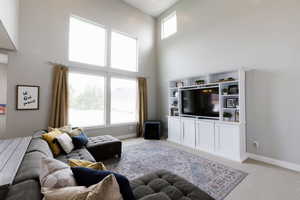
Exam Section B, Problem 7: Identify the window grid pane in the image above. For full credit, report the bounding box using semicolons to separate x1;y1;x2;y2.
111;32;137;72
111;78;137;124
162;12;177;39
69;16;106;66
69;73;105;127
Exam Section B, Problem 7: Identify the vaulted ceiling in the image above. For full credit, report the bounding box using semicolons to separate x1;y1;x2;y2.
122;0;180;17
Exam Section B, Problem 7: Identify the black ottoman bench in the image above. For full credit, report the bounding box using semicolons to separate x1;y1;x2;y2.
86;135;122;161
130;170;214;200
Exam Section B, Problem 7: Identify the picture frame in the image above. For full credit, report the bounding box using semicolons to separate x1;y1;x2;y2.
16;85;40;110
226;98;238;108
228;85;239;95
0;104;6;115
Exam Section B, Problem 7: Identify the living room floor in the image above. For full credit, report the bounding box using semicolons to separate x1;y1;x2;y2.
123;138;300;200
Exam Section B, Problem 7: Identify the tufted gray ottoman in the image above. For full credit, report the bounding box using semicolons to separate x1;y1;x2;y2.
86;135;122;161
130;170;214;200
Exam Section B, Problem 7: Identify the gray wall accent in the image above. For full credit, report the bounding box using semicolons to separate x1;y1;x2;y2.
3;0;157;139
157;0;300;164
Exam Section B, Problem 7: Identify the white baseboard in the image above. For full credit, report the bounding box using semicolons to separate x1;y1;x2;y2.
116;133;136;140
247;153;300;172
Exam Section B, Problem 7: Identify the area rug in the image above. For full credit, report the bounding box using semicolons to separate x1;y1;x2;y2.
104;141;247;200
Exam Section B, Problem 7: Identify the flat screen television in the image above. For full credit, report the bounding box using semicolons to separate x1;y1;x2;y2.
181;87;219;118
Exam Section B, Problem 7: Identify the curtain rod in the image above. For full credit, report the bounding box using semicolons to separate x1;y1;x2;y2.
47;61;150;79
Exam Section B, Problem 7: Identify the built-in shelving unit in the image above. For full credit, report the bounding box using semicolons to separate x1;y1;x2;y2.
168;69;245;124
167;70;247;162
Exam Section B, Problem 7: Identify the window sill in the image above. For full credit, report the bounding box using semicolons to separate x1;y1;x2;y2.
109;122;138;128
83;122;137;130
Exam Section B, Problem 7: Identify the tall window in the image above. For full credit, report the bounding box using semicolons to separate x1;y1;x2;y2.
111;32;138;72
69;16;106;66
110;78;137;124
161;12;177;39
69;72;105;127
68;15;139;127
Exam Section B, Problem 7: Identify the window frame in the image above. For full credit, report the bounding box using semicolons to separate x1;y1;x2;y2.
161;11;177;40
68;70;107;129
68;15;108;68
109;75;138;125
67;15;140;128
110;30;139;73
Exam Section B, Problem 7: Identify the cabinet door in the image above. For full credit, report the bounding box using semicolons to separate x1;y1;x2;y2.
195;120;215;153
168;117;181;144
181;118;196;148
215;123;240;160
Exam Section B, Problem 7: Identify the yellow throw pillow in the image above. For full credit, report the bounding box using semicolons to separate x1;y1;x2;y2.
68;159;107;170
48;125;72;134
42;129;63;157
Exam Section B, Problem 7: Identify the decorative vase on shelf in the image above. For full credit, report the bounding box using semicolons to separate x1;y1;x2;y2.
223;112;232;121
224;117;231;121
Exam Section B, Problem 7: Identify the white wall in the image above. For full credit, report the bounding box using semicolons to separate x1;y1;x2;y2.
157;0;300;165
3;0;157;139
0;0;19;49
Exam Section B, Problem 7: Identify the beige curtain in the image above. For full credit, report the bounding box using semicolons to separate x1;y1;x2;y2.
49;65;69;128
137;77;148;137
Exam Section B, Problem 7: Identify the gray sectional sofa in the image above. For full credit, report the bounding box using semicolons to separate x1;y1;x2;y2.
4;131;214;200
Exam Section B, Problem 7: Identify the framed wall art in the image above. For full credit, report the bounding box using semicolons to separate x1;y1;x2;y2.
0;104;6;115
16;85;40;110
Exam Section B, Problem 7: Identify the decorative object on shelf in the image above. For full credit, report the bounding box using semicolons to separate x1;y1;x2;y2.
223;112;232;121
216;77;235;83
16;85;40;110
222;88;228;95
172;100;178;107
171;108;179;116
195;79;205;85
228;85;239;95
226;98;238;108
176;81;184;88
0;104;6;115
235;110;240;122
172;91;178;98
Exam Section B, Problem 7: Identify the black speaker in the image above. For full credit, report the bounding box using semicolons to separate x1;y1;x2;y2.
144;121;161;140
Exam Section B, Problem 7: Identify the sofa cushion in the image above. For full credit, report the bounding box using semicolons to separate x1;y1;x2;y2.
130;170;214;200
71;167;135;200
56;148;95;163
68;159;107;170
42;129;63;157
40;157;76;189
5;180;42;200
72;132;89;149
14;151;46;184
41;174;122;200
56;133;74;154
32;130;47;138
26;137;53;157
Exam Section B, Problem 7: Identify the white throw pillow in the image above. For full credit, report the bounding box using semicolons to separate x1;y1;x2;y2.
41;174;122;200
40;157;77;189
56;133;74;154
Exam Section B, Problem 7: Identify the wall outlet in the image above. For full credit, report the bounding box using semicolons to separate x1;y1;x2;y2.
252;140;259;149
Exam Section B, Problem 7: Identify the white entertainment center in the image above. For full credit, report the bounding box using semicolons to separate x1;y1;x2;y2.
167;70;247;162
